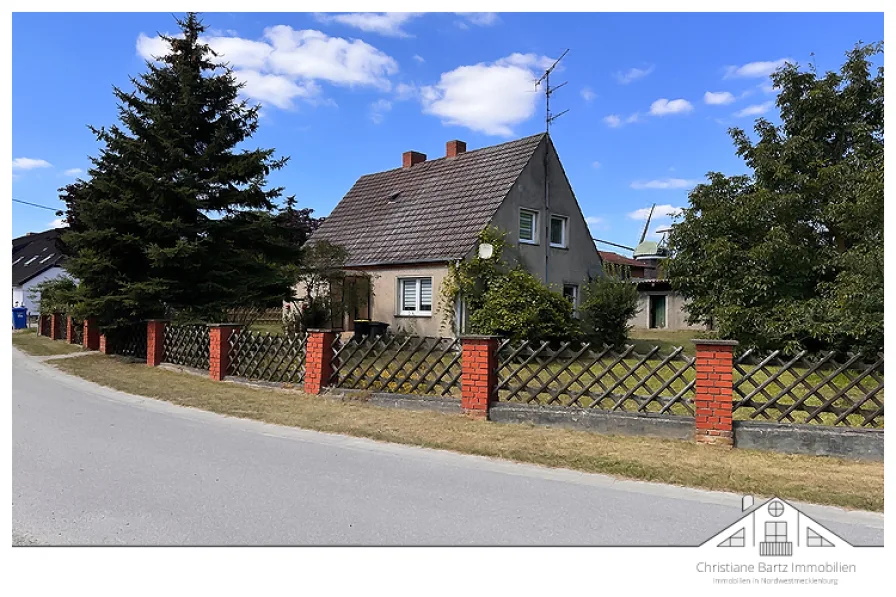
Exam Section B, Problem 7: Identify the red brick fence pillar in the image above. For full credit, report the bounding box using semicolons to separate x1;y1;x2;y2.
209;324;241;382
304;330;336;395
461;335;499;419
83;318;100;351
146;320;168;367
50;313;63;340
693;339;739;446
66;317;77;344
99;333;109;354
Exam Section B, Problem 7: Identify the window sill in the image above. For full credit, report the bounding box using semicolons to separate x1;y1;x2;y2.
519;239;539;246
550;244;568;250
396;312;433;318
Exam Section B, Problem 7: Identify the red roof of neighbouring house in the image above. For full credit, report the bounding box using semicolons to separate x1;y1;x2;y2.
599;251;645;268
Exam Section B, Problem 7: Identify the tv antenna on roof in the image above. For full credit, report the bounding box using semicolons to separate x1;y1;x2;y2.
535;49;570;133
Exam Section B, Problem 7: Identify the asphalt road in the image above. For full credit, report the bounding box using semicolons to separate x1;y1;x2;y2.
12;348;884;546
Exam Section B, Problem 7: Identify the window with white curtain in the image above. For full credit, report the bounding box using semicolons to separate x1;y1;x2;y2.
398;277;433;316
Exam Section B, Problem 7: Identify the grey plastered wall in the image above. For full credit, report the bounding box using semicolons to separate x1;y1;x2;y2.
733;421;883;461
631;290;707;331
488;136;603;293
489;403;695;440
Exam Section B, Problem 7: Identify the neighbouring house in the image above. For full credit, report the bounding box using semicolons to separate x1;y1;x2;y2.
12;228;69;313
308;133;603;337
599;250;708;332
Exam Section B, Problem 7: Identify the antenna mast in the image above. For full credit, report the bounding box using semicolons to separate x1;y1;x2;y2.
535;49;570;132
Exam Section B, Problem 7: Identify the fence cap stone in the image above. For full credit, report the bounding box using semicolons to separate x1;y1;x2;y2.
306;328;336;333
207;322;243;328
691;338;739;346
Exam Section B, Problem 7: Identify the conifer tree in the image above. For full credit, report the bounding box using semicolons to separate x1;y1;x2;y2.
60;13;302;329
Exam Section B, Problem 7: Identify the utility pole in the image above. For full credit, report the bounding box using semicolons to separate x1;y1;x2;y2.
534;49;569;283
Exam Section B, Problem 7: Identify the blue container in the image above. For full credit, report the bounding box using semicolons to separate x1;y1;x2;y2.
12;307;28;330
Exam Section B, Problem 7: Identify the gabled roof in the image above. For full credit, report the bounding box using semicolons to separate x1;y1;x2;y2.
12;228;66;286
599;251;645;269
310;133;547;267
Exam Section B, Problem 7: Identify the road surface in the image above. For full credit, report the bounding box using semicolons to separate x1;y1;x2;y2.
12;348;884;546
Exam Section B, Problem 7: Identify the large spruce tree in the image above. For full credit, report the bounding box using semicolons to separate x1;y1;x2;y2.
60;13;301;329
666;43;883;354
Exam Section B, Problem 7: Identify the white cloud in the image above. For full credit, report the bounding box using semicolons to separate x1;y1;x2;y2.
592;161;601;169
580;87;596;102
603;114;622;128
603;112;639;128
649;98;694;116
136;27;399;110
630;178;699;191
420;53;555;136
12;157;52;171
734;101;774;117
704;91;735;105
456;12;500;26
235;70;320;109
724;58;792;79
394;82;418;100
615;65;654;84
413;54;425;63
627;204;684;220
370;99;392;124
585;216;606;231
63;168;83;176
759;81;777;94
49;218;67;228
313;13;423;38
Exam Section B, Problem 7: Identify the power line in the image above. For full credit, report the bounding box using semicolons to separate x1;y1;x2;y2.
13;198;60;212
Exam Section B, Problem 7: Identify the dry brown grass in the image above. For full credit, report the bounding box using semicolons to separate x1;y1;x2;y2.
50;353;883;512
12;329;85;356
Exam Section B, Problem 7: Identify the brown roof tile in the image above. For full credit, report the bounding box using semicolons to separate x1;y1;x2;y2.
310;133;546;266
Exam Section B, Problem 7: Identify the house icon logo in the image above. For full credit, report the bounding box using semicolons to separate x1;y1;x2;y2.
701;496;852;556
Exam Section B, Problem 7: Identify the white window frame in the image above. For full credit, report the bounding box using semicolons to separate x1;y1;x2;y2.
550;214;568;248
563;284;579;316
519;208;539;245
397;277;433;317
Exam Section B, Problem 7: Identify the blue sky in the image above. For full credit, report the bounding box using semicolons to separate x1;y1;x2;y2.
12;12;883;252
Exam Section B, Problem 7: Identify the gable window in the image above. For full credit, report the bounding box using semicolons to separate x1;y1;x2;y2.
519;209;538;244
398;277;433;316
550;215;568;248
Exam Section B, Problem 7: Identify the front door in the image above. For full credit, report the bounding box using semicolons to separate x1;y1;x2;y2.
649;295;667;329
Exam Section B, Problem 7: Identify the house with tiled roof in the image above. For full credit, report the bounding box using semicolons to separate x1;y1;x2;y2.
12;228;68;313
309;133;603;336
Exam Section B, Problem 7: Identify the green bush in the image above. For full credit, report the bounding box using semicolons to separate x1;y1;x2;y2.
579;275;640;348
470;269;579;342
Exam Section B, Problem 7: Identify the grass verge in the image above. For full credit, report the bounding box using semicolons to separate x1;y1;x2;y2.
49;353;883;512
12;329;85;356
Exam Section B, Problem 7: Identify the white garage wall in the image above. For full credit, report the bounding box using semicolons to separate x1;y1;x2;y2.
15;267;71;313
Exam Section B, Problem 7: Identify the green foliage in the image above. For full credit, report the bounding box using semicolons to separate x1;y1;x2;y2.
294;240;370;331
439;226;508;333
666;42;883;354
58;13;303;331
28;276;79;315
469;269;579;342
579;274;640;348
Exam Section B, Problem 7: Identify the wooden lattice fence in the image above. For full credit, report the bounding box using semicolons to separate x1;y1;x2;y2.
496;340;696;416
107;324;148;360
733;349;884;428
227;330;308;384
330;334;462;397
69;319;84;346
163;324;210;370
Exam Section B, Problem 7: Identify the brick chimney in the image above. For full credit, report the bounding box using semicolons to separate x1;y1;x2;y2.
402;150;426;168
446;140;467;158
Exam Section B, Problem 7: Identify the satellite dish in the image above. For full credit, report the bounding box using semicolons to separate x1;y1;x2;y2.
478;243;494;260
